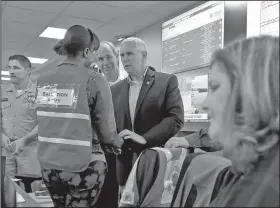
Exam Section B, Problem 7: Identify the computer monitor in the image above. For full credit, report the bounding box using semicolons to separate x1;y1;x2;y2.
162;1;225;74
175;67;210;122
247;1;279;37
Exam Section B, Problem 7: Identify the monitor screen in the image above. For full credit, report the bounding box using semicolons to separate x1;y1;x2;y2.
247;1;279;37
175;67;209;122
162;1;225;74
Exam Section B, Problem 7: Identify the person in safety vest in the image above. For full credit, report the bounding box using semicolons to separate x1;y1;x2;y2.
119;147;188;207
119;148;231;207
11;25;145;208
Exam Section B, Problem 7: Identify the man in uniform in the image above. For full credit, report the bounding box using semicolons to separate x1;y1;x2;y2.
1;55;41;177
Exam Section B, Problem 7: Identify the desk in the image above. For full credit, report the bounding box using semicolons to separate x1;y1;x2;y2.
5;177;53;207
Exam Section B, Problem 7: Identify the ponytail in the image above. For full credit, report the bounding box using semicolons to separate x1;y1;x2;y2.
53;39;67;56
87;28;100;51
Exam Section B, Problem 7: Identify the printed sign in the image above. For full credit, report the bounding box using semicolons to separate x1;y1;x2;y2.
36;88;75;107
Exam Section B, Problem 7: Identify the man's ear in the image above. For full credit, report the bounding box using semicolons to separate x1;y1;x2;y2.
27;68;33;76
83;48;89;58
142;51;147;59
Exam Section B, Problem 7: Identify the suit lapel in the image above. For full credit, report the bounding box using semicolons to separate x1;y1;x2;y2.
134;68;155;120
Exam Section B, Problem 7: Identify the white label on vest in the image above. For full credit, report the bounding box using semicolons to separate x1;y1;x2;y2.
36;88;74;107
120;190;135;205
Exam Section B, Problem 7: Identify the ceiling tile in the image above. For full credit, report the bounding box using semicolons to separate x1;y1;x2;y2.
110;10;162;29
92;31;114;42
129;1;162;10
2;22;47;37
92;1;140;8
7;1;72;13
63;1;126;22
3;6;56;26
145;1;197;15
26;37;58;59
96;23;140;42
2;0;202;72
2;42;28;54
2;31;35;50
51;15;105;31
2;39;28;48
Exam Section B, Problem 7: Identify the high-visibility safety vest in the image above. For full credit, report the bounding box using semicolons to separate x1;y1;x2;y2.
35;63;93;172
119;147;188;207
171;153;232;207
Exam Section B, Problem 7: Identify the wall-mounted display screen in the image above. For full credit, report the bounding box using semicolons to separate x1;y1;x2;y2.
247;1;279;37
175;67;209;122
162;1;225;74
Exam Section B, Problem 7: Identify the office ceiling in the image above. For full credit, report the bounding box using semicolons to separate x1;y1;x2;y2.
2;1;197;71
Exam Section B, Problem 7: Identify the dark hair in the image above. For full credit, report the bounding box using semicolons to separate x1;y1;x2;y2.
8;55;32;69
53;25;100;57
87;28;100;51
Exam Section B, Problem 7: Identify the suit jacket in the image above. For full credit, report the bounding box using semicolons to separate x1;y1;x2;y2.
111;66;184;185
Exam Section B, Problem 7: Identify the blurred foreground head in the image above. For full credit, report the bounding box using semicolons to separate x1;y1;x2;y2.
202;35;279;173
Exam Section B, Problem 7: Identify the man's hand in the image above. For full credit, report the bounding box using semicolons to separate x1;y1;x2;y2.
119;130;147;145
2;134;13;152
164;137;190;149
9;139;25;155
103;145;122;155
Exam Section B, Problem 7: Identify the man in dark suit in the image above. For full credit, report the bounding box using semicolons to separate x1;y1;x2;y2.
111;37;184;191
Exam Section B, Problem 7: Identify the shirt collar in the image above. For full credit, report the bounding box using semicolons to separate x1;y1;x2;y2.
127;66;148;85
6;79;34;93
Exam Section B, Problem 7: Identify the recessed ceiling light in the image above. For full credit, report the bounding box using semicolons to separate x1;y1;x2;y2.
39;27;67;39
28;57;48;64
1;71;9;75
1;77;10;80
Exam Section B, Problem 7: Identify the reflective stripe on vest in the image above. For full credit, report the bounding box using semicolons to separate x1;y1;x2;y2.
38;137;90;146
120;148;187;207
37;111;90;120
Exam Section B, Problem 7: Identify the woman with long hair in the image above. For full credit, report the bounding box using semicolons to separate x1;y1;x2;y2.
202;35;279;207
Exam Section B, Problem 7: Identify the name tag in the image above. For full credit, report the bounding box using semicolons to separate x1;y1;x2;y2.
24;94;36;103
36;88;75;107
